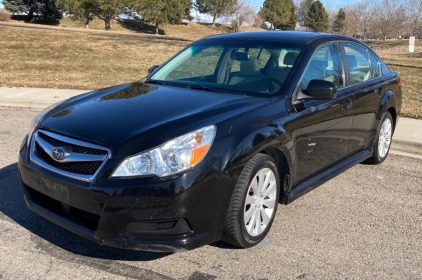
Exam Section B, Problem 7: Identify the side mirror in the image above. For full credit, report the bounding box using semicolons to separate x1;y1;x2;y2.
148;65;159;74
305;79;337;100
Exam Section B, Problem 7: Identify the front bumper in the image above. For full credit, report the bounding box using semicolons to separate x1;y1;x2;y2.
18;141;239;252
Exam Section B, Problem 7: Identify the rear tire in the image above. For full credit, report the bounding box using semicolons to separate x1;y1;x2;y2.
366;111;393;164
222;153;280;248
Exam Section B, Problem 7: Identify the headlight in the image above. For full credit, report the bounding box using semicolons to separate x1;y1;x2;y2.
112;125;216;178
27;99;68;146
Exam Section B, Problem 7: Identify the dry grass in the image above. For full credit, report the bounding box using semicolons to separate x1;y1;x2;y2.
0;19;262;90
0;23;192;90
58;17;262;40
0;20;420;119
0;9;12;22
365;40;422;119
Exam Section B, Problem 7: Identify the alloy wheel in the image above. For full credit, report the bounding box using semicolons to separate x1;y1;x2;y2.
243;168;277;237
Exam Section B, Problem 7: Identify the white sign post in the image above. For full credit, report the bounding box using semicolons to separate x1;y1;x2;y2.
409;36;415;56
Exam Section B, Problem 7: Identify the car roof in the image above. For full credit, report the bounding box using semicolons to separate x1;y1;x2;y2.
201;31;356;45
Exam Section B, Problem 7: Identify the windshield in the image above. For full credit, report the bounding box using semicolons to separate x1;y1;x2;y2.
148;38;304;97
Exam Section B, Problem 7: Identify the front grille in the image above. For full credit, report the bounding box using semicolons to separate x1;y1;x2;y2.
30;130;110;181
38;132;108;155
35;142;102;175
25;184;100;231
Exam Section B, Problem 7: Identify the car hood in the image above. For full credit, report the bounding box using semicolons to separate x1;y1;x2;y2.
40;82;269;157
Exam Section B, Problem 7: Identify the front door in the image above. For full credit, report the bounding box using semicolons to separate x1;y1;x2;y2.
293;42;354;184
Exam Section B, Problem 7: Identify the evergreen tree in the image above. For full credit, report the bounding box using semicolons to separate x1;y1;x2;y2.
134;0;186;34
260;0;296;30
3;0;28;14
195;0;233;26
184;0;194;21
57;0;96;28
332;8;345;33
305;0;328;32
58;0;126;30
3;0;62;23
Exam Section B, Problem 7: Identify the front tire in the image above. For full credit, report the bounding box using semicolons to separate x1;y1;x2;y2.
222;153;280;248
367;111;393;164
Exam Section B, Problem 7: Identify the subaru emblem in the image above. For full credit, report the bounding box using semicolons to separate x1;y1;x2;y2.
52;147;67;161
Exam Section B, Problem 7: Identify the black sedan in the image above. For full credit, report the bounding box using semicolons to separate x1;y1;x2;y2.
18;31;402;252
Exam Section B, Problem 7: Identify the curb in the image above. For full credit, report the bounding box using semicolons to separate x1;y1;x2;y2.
0;87;88;109
391;138;422;154
0;99;61;109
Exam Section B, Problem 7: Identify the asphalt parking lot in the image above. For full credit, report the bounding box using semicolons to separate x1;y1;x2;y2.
1;107;421;280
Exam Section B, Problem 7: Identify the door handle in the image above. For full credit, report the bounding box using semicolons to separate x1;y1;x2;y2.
342;99;353;111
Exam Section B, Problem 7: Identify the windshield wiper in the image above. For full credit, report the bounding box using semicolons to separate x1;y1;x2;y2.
185;85;221;92
146;79;166;85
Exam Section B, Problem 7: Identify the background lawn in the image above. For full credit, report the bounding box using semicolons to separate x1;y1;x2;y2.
0;19;421;119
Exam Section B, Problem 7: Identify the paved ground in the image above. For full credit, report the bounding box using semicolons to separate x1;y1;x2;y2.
0;107;421;279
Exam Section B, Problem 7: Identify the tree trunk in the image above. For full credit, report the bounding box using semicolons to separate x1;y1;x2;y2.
155;22;159;35
26;7;34;22
383;34;387;41
85;18;89;29
212;14;216;27
104;13;111;30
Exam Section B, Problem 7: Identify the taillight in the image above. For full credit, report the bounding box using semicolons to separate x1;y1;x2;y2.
398;76;402;89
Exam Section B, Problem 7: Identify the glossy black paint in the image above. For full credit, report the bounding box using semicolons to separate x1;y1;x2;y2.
18;31;402;252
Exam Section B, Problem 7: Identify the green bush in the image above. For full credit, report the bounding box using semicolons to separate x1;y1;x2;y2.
0;9;12;22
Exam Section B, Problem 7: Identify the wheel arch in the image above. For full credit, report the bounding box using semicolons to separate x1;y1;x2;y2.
387;106;397;133
260;147;292;204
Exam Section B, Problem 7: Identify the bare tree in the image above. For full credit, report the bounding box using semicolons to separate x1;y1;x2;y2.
373;0;406;40
224;0;256;32
405;0;422;36
356;0;374;40
326;7;337;33
343;5;360;38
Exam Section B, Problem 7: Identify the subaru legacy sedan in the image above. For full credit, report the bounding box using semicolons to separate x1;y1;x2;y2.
18;31;401;252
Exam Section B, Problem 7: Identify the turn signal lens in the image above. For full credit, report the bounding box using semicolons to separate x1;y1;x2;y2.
398;76;402;89
190;144;210;166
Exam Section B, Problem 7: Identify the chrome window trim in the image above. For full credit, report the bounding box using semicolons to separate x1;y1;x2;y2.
29;129;111;182
293;40;384;103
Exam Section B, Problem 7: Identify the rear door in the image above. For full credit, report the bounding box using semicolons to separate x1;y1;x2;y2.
342;42;385;153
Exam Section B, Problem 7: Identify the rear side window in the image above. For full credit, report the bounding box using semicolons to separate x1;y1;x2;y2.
368;51;380;79
344;42;371;85
301;42;344;90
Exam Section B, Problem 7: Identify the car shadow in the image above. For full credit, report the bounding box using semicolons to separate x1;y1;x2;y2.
0;162;169;261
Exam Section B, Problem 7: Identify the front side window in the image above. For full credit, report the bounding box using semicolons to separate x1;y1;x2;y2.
301;42;344;91
344;42;371;85
149;39;303;97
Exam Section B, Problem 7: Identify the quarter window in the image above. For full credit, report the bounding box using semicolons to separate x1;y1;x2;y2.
368;51;380;79
301;42;344;90
344;43;371;85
